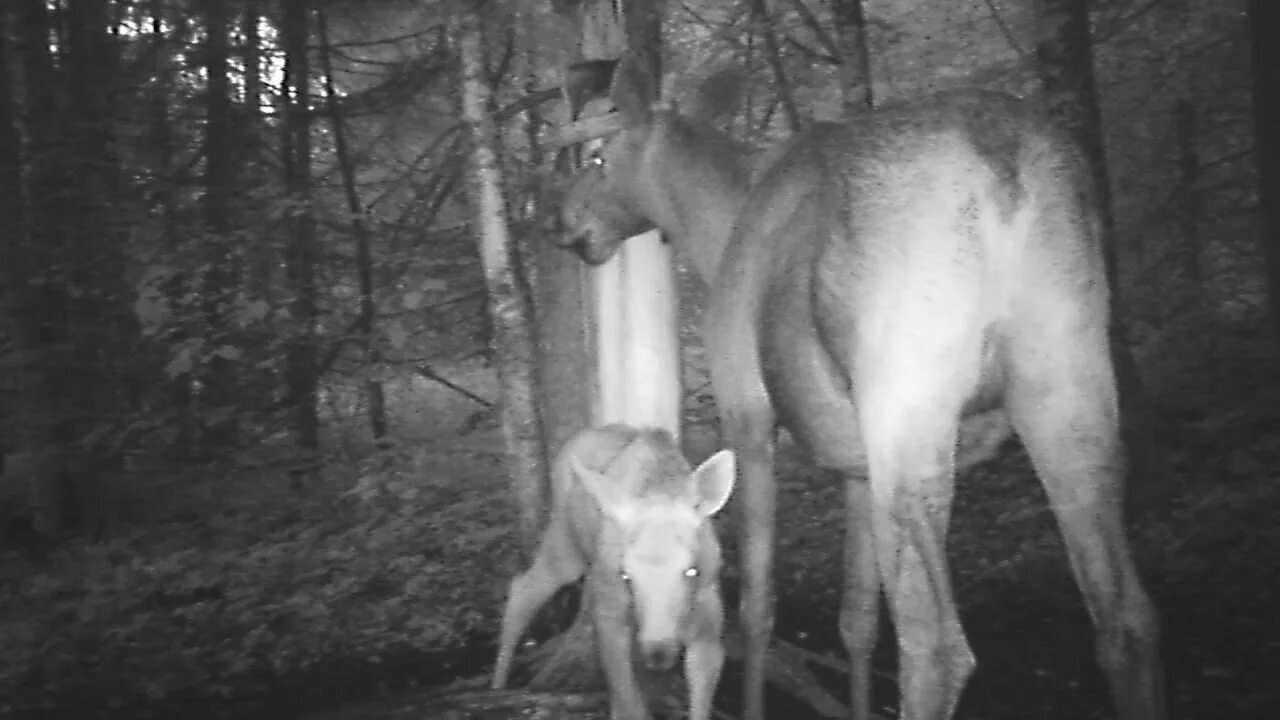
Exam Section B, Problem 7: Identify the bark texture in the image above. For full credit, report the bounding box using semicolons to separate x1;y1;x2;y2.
458;3;550;559
282;0;319;449
1248;0;1280;356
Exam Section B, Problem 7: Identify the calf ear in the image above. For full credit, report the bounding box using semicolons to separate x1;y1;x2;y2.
611;53;657;126
570;450;636;524
690;450;736;517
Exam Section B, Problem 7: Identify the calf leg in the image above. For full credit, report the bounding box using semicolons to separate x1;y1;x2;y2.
591;564;649;720
684;586;727;720
491;514;585;689
839;474;881;720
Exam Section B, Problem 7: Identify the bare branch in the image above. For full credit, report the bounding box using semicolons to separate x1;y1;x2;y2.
780;0;840;59
981;0;1031;63
750;0;803;132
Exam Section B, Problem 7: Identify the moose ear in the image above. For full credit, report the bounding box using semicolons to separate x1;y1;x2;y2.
610;53;657;125
570;449;636;524
684;67;748;126
690;450;736;517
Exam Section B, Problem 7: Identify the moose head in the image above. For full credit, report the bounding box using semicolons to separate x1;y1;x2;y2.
548;55;751;272
570;434;735;670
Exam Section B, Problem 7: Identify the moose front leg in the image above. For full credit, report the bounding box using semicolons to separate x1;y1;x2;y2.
735;435;778;720
591;569;649;720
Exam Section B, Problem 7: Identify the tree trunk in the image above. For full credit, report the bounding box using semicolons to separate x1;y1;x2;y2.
282;0;319;450
458;2;550;559
14;0;84;536
202;0;239;449
60;0;129;538
318;8;387;441
0;3;21;297
591;0;683;441
0;2;25;485
1034;0;1156;514
1248;0;1280;358
240;0;280;424
142;0;196;459
244;1;272;302
829;0;873;114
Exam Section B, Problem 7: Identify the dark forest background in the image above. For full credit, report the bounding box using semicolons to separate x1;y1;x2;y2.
0;1;1277;719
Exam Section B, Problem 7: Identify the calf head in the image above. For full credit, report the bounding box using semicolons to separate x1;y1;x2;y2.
571;438;736;670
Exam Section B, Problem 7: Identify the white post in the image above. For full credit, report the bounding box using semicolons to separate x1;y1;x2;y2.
592;229;682;440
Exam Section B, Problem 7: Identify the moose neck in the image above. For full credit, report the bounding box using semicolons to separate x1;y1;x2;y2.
640;116;756;282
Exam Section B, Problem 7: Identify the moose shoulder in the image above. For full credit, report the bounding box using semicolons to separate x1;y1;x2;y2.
551;54;1165;720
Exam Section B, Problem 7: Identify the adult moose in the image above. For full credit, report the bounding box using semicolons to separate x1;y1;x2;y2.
549;55;1166;720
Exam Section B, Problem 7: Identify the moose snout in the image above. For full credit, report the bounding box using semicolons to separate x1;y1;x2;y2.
554;229;612;266
640;640;681;671
543;210;592;255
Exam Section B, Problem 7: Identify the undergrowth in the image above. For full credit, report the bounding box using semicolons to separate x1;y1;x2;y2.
0;431;518;718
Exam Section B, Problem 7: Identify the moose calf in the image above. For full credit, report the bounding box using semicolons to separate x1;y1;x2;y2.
492;424;735;720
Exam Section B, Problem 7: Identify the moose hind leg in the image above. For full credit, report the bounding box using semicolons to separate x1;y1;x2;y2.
858;403;973;720
1006;322;1165;720
849;292;983;718
839;474;881;720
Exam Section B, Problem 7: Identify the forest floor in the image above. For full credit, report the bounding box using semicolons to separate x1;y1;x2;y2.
1;355;1278;720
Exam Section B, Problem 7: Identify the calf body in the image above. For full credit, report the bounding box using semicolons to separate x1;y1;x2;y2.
551;56;1166;720
492;424;736;720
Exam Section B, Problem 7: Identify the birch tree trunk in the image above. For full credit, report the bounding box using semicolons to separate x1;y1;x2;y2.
587;0;683;441
458;2;549;560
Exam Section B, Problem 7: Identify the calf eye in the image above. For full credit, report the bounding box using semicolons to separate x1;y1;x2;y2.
586;151;605;168
619;570;631;582
684;567;699;579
